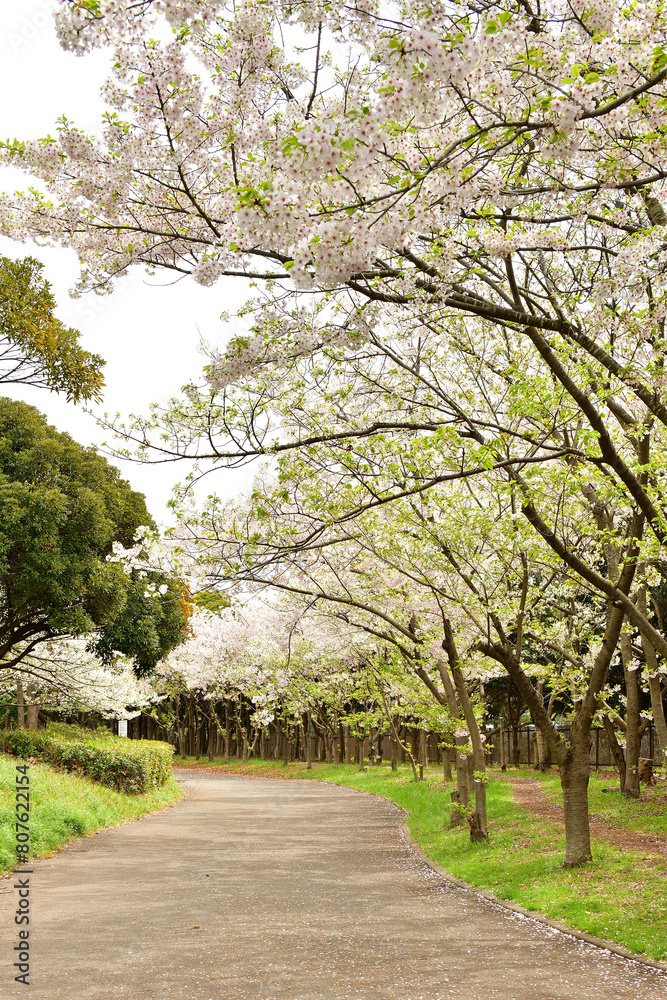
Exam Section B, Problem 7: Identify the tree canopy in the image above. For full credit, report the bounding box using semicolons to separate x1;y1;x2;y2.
0;256;104;402
0;398;189;673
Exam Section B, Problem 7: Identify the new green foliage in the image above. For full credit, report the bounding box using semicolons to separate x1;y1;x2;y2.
0;255;104;402
0;398;190;672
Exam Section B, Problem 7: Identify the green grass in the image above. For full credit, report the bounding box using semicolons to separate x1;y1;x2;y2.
176;757;667;961
0;753;183;873
533;767;667;838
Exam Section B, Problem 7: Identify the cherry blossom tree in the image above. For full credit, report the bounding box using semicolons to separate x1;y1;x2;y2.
2;0;667;862
178;429;663;860
0;638;158;728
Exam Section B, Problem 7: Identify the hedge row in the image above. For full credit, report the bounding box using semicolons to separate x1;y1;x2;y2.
0;724;174;794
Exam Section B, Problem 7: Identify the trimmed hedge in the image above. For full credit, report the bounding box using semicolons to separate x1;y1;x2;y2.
0;724;174;794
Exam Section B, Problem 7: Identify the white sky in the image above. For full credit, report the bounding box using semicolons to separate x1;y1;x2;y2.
0;1;256;522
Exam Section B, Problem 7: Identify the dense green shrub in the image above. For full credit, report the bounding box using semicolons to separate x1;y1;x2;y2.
0;724;173;794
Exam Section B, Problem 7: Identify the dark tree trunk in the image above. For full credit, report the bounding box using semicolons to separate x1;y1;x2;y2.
622;632;641;798
442;746;452;783
175;695;187;759
305;713;312;770
332;710;339;768
499;718;507;771
224;700;231;763
602;715;627;793
207;716;214;760
638;585;667;770
192;699;202;760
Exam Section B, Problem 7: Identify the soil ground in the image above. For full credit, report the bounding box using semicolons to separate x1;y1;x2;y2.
506;775;667;862
1;770;666;1000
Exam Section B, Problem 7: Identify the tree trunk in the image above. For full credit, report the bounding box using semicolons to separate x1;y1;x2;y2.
468;805;487;842
419;729;427;776
450;789;463;827
191;698;202;760
283;724;290;765
175;695;187;759
535;725;549;772
224;701;231;763
234;702;241;759
499;718;507;771
305;713;312;770
637;586;667;770
560;754;593;866
620;631;641;798
25;683;39;730
442;745;452;783
455;745;469;808
442;619;488;840
207;715;214;760
648;675;667;769
344;725;351;765
602;714;626;794
333;710;339;768
390;730;398;771
16;676;25;729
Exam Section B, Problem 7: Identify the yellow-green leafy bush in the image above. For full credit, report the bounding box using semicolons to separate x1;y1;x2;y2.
0;724;173;793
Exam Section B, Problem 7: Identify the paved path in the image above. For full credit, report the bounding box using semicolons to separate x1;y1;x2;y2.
1;771;666;1000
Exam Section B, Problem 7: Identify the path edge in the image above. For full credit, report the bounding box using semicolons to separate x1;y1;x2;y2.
174;765;667;974
400;820;667;975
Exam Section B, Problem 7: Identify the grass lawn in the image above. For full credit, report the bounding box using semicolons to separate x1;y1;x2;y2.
175;756;667;962
0;753;183;873
536;766;667;838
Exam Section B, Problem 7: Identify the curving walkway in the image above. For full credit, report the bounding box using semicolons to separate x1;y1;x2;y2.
1;771;666;999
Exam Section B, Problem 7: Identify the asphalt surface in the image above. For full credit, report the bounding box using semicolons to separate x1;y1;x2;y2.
1;770;666;999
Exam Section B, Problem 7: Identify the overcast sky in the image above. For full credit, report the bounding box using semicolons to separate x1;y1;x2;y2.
0;1;256;522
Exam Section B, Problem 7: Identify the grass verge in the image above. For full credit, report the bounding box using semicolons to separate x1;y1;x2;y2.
175;757;667;962
0;753;183;873
533;767;667;839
